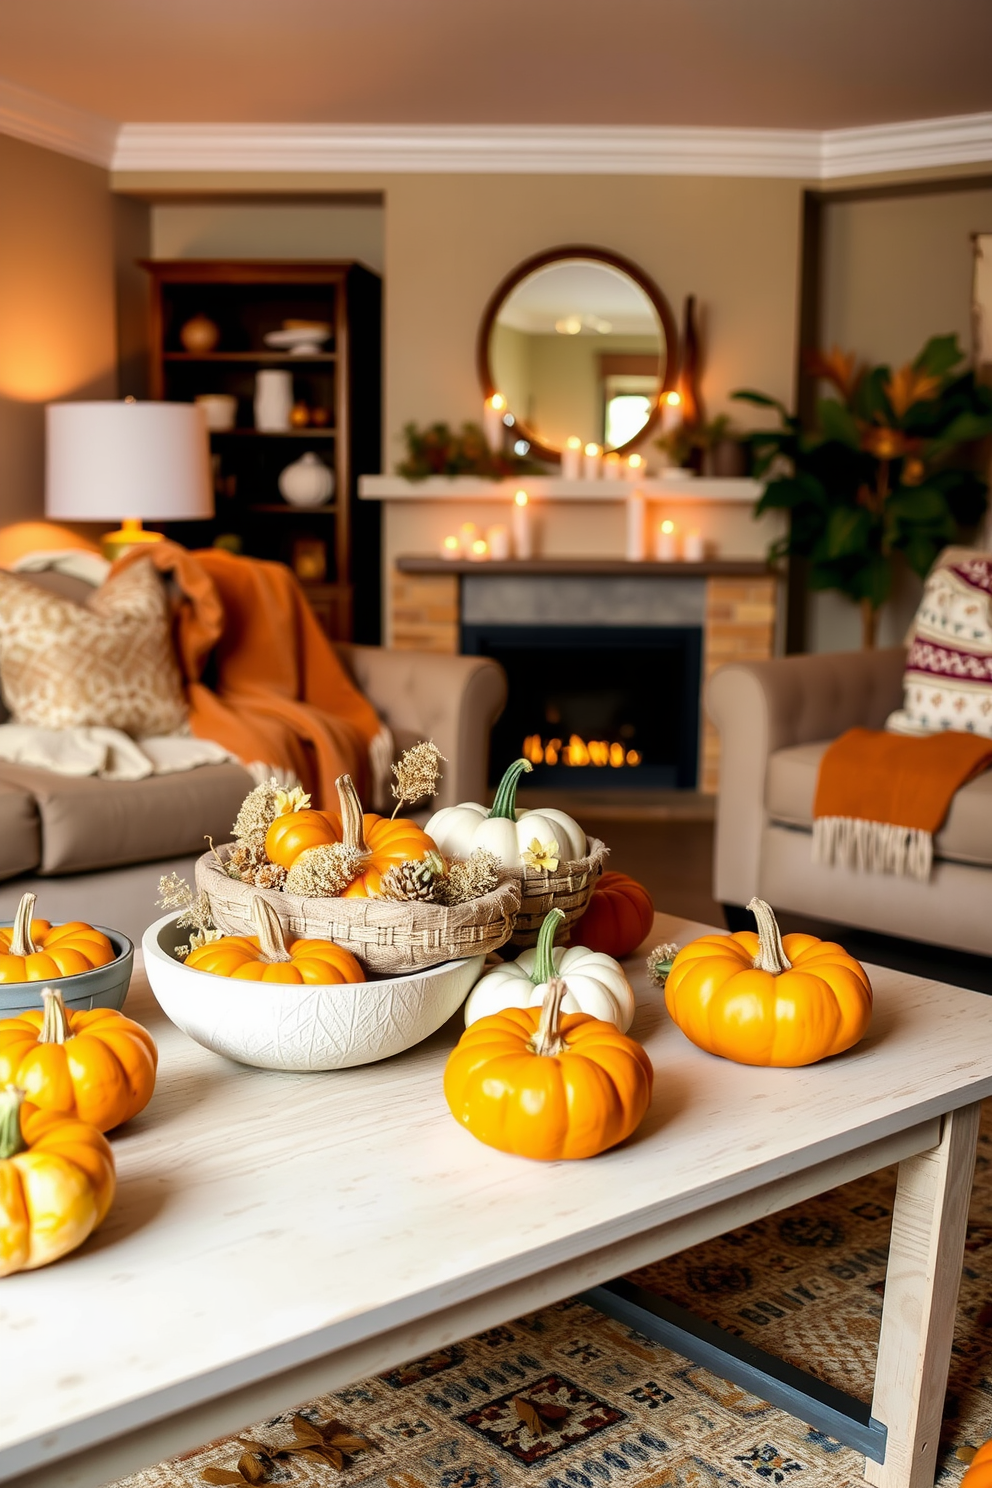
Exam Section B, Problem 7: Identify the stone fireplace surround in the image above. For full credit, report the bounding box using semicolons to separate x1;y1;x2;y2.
391;557;778;793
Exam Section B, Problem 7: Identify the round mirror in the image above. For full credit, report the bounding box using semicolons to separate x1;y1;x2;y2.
477;246;677;462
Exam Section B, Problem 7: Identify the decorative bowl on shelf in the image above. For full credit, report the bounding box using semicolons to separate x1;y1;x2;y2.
142;913;484;1071
195;394;238;431
264;325;331;355
0;928;133;1019
278;451;335;508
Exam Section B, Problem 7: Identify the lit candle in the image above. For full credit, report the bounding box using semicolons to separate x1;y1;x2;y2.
511;489;533;559
561;435;583;480
624;452;644;482
440;534;461;561
483;394;506;453
684;529;705;562
654;518;678;561
583;442;602;480
660;389;684;431
604;451;621;479
458;521;479;557
469;537;490;562
625;491;647;562
486;524;511;561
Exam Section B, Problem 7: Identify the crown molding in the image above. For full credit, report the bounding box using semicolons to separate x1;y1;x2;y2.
1;73;989;183
0;75;117;167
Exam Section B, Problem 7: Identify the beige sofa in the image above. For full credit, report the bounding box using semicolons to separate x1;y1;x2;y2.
708;647;992;958
0;569;506;939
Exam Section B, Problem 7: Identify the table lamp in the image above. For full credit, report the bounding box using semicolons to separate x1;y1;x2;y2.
46;400;214;561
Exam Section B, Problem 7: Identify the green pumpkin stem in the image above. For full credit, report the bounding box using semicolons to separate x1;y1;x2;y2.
9;892;37;958
747;897;792;974
487;758;533;821
40;988;71;1045
335;774;371;855
531;977;569;1058
0;1086;26;1160
533;907;566;986
249;896;293;963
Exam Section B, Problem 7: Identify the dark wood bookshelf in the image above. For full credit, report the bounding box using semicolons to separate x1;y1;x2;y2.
142;259;382;643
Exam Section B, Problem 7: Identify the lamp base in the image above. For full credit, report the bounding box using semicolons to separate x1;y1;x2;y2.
100;519;165;564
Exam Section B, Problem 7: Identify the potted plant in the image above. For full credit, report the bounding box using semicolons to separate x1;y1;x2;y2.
734;335;992;646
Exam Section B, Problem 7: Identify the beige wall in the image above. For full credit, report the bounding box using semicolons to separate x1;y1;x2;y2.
150;201;384;274
0;135;117;524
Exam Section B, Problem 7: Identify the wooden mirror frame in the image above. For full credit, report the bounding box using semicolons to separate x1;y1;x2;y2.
476;244;679;463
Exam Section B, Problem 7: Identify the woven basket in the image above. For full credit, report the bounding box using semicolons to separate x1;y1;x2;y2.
195;846;521;975
504;836;607;949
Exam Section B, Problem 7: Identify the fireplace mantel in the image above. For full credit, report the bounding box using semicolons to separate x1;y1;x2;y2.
396;556;774;579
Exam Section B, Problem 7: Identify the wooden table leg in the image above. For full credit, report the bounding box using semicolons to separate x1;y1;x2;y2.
865;1101;981;1488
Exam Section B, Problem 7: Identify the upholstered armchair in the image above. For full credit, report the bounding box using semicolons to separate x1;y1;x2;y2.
707;648;992;957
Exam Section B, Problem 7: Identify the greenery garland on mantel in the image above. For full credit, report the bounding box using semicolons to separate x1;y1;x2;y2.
735;334;992;647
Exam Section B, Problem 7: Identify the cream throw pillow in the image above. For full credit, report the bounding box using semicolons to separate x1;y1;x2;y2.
887;547;992;738
0;559;188;738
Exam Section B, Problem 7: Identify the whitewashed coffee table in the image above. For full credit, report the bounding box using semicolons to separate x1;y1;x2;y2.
2;913;990;1488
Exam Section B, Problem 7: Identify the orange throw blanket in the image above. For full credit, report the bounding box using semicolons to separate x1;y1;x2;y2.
813;726;992;880
113;545;384;807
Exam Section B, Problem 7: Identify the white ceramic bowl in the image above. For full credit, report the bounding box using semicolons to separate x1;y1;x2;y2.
263;327;331;354
142;913;484;1071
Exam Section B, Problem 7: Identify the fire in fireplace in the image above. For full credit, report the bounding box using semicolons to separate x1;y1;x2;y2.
461;623;702;789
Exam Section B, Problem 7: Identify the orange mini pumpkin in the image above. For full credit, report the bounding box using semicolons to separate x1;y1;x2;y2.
962;1442;992;1488
265;808;343;871
185;896;364;984
0;988;158;1132
334;774;439;898
573;872;654;959
662;897;872;1068
0;1085;116;1275
0;892;115;982
444;977;653;1160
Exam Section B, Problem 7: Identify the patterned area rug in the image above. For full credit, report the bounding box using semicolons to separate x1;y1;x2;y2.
110;1106;992;1488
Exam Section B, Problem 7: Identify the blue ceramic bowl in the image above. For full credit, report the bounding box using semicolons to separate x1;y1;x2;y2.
0;927;134;1019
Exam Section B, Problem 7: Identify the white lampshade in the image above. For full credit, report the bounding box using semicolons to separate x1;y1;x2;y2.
46;401;214;522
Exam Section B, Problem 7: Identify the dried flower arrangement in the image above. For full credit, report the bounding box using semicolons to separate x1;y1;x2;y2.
157;872;221;959
216;743;503;910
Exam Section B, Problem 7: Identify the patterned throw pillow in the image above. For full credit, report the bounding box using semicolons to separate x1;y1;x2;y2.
887;547;992;738
0;559;188;738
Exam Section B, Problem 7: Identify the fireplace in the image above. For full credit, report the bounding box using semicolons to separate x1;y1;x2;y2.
461;623;702;789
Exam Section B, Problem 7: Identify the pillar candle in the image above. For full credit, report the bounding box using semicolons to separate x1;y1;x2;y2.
583;442;602;480
458;521;479;557
660;390;682;434
511;490;533;559
654;519;678;561
604;451;621;479
624;453;645;482
486;524;511;561
625;492;647;562
561;436;583;480
684;529;705;562
468;538;489;562
483;394;506;453
440;534;460;560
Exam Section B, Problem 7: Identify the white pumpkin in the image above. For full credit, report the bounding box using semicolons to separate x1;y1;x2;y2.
426;758;587;870
463;907;636;1031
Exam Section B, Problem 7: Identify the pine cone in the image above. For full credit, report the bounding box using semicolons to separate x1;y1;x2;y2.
379;857;441;903
250;862;288;890
228;839;268;882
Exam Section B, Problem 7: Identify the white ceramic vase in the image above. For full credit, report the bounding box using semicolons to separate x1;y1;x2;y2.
254;369;293;432
278;452;335;509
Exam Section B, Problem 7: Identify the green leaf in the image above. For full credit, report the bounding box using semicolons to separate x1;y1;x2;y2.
755;472;827;513
887;485;951;524
824;506;871;559
913;334;963;379
850;366;891;423
732;389;789;415
924;409;992;460
817;398;860;448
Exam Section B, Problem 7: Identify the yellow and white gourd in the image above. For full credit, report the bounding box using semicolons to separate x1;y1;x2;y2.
463;907;636;1031
426;759;587;869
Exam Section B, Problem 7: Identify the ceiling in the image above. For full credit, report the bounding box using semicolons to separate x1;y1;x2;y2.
0;0;990;130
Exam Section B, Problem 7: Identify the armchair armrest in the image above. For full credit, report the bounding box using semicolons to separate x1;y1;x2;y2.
336;645;507;809
706;647;906;907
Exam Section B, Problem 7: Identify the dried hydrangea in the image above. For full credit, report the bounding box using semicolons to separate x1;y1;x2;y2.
284;842;366;898
390;740;446;817
227;838;270;882
231;778;283;846
434;848;502;906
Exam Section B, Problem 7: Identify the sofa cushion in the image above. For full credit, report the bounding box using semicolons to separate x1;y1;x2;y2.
0;778;41;881
0;761;253;875
766;740;992;869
